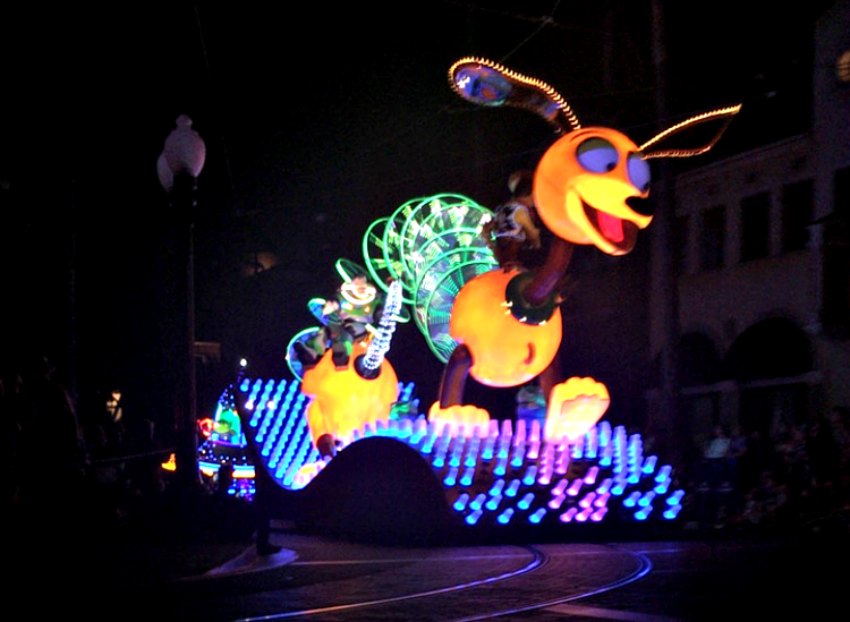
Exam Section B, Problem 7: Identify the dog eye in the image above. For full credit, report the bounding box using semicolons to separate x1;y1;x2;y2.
576;138;618;173
627;153;651;192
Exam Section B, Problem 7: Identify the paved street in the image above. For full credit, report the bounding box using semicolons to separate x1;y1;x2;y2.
11;482;848;621
146;531;848;621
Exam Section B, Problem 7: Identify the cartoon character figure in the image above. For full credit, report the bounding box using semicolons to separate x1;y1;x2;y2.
337;273;383;347
433;57;741;440
294;273;384;371
299;279;404;457
481;169;543;270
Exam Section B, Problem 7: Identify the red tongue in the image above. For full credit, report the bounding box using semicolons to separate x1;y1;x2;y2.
597;211;624;242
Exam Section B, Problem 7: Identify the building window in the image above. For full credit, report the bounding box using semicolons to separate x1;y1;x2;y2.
740;192;770;262
781;179;813;252
700;205;725;271
822;166;850;336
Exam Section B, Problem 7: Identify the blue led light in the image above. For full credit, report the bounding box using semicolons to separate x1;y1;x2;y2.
642;455;657;474
489;478;505;496
639;490;656;507
517;492;535;510
529;508;546;524
655;464;672;483
667;489;685;505
443;467;458;487
624;491;641;508
465;509;482;525
459;467;475;487
453;493;469;511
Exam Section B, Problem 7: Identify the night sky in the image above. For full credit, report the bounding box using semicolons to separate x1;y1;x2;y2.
0;1;833;425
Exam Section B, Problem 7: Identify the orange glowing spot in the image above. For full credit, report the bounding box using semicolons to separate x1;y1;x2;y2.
428;402;491;438
449;268;561;387
301;339;399;447
292;461;327;489
544;376;611;443
161;452;177;472
198;417;214;439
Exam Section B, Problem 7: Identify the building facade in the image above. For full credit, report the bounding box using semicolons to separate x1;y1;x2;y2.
647;0;850;451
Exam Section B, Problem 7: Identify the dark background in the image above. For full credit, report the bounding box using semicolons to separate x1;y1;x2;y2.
0;1;833;431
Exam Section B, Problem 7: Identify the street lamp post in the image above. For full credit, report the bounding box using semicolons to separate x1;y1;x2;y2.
158;114;206;490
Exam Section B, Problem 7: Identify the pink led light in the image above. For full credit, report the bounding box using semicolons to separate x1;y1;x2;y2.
548;493;566;509
552;478;569;496
537;463;553;486
515;419;527;445
529;419;541;443
500;419;513;441
578;491;597;508
555;448;570;474
560;507;578;523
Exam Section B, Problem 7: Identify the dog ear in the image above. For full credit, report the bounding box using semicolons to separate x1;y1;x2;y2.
639;104;742;159
448;57;581;134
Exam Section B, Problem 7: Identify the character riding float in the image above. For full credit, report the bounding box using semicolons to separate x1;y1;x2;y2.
292;268;404;458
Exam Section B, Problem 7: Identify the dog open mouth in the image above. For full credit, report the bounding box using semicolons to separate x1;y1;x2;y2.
583;201;638;253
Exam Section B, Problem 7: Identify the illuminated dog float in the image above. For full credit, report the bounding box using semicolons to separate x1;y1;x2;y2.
226;58;739;542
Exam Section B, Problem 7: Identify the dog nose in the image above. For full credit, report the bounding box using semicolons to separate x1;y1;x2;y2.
626;195;653;216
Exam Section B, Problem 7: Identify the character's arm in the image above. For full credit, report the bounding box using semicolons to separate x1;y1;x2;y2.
480;219;496;249
514;206;541;248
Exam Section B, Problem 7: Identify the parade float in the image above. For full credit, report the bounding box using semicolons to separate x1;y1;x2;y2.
201;58;740;543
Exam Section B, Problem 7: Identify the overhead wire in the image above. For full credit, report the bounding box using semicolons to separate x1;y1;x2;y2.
263;1;568;203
